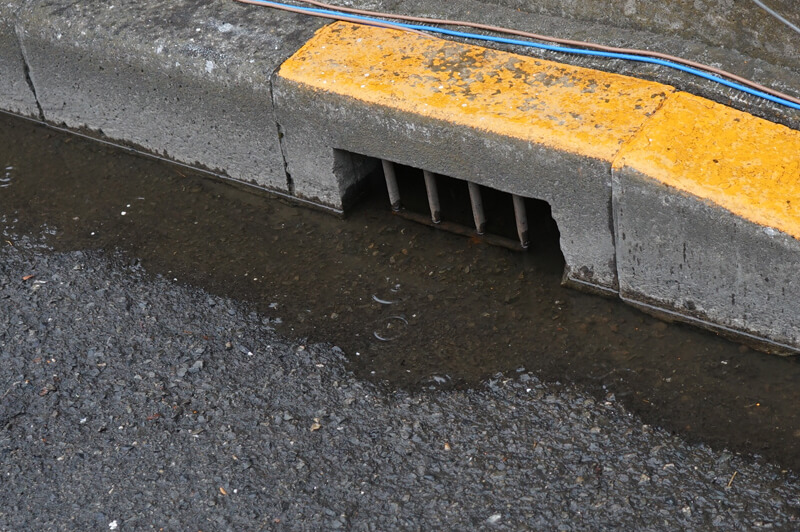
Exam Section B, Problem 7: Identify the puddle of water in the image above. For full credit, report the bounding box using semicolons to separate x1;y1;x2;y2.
1;112;800;471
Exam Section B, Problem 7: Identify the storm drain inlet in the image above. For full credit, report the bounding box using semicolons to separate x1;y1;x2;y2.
378;158;553;252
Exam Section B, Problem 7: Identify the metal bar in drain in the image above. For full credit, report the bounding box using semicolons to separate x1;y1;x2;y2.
512;194;530;249
467;182;486;234
422;170;441;223
382;160;401;211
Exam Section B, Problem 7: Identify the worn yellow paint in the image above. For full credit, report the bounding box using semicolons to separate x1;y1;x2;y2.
280;22;800;240
278;22;672;161
614;91;800;240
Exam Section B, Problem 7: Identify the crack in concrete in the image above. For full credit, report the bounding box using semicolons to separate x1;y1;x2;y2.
15;26;44;121
275;120;295;196
266;62;295;196
269;82;295;195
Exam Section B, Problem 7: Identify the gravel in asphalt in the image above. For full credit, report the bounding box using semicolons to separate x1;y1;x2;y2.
1;236;798;530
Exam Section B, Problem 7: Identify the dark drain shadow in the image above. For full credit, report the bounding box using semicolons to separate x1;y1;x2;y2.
359;155;564;261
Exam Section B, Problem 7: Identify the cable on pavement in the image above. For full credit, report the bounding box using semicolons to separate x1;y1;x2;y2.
234;0;800;111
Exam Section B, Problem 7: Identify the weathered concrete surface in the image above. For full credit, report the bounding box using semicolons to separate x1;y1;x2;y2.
613;93;800;353
0;0;38;117
613;169;800;354
14;0;324;190
274;22;675;291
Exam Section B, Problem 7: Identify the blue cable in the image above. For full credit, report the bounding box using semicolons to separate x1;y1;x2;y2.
249;0;800;111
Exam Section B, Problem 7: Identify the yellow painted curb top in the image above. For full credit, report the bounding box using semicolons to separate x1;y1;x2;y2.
614;92;800;240
279;22;800;240
278;22;672;162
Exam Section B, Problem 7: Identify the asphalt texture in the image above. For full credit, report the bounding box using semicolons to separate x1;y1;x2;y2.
1;235;798;530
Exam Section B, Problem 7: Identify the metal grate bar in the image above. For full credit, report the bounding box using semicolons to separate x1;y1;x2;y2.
467;181;486;234
377;158;537;251
422;170;441;223
382;159;401;211
512;194;530;249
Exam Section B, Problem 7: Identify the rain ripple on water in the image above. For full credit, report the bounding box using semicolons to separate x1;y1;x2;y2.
1;166;12;188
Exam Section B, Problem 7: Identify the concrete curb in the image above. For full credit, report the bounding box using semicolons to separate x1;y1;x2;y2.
4;0;325;193
613;92;800;353
0;1;38;117
1;1;798;353
273;21;675;291
274;22;800;353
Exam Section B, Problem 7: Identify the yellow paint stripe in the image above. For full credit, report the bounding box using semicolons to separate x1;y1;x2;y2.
614;92;800;240
279;22;800;240
278;22;671;161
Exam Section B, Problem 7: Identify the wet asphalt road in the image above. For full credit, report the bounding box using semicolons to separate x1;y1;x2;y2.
1;235;798;530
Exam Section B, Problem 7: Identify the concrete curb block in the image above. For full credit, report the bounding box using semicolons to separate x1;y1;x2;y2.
613;168;800;354
613;93;800;353
273;22;678;290
0;1;39;118
6;0;325;191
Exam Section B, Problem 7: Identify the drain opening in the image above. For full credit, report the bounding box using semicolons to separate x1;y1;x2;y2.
360;155;560;253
